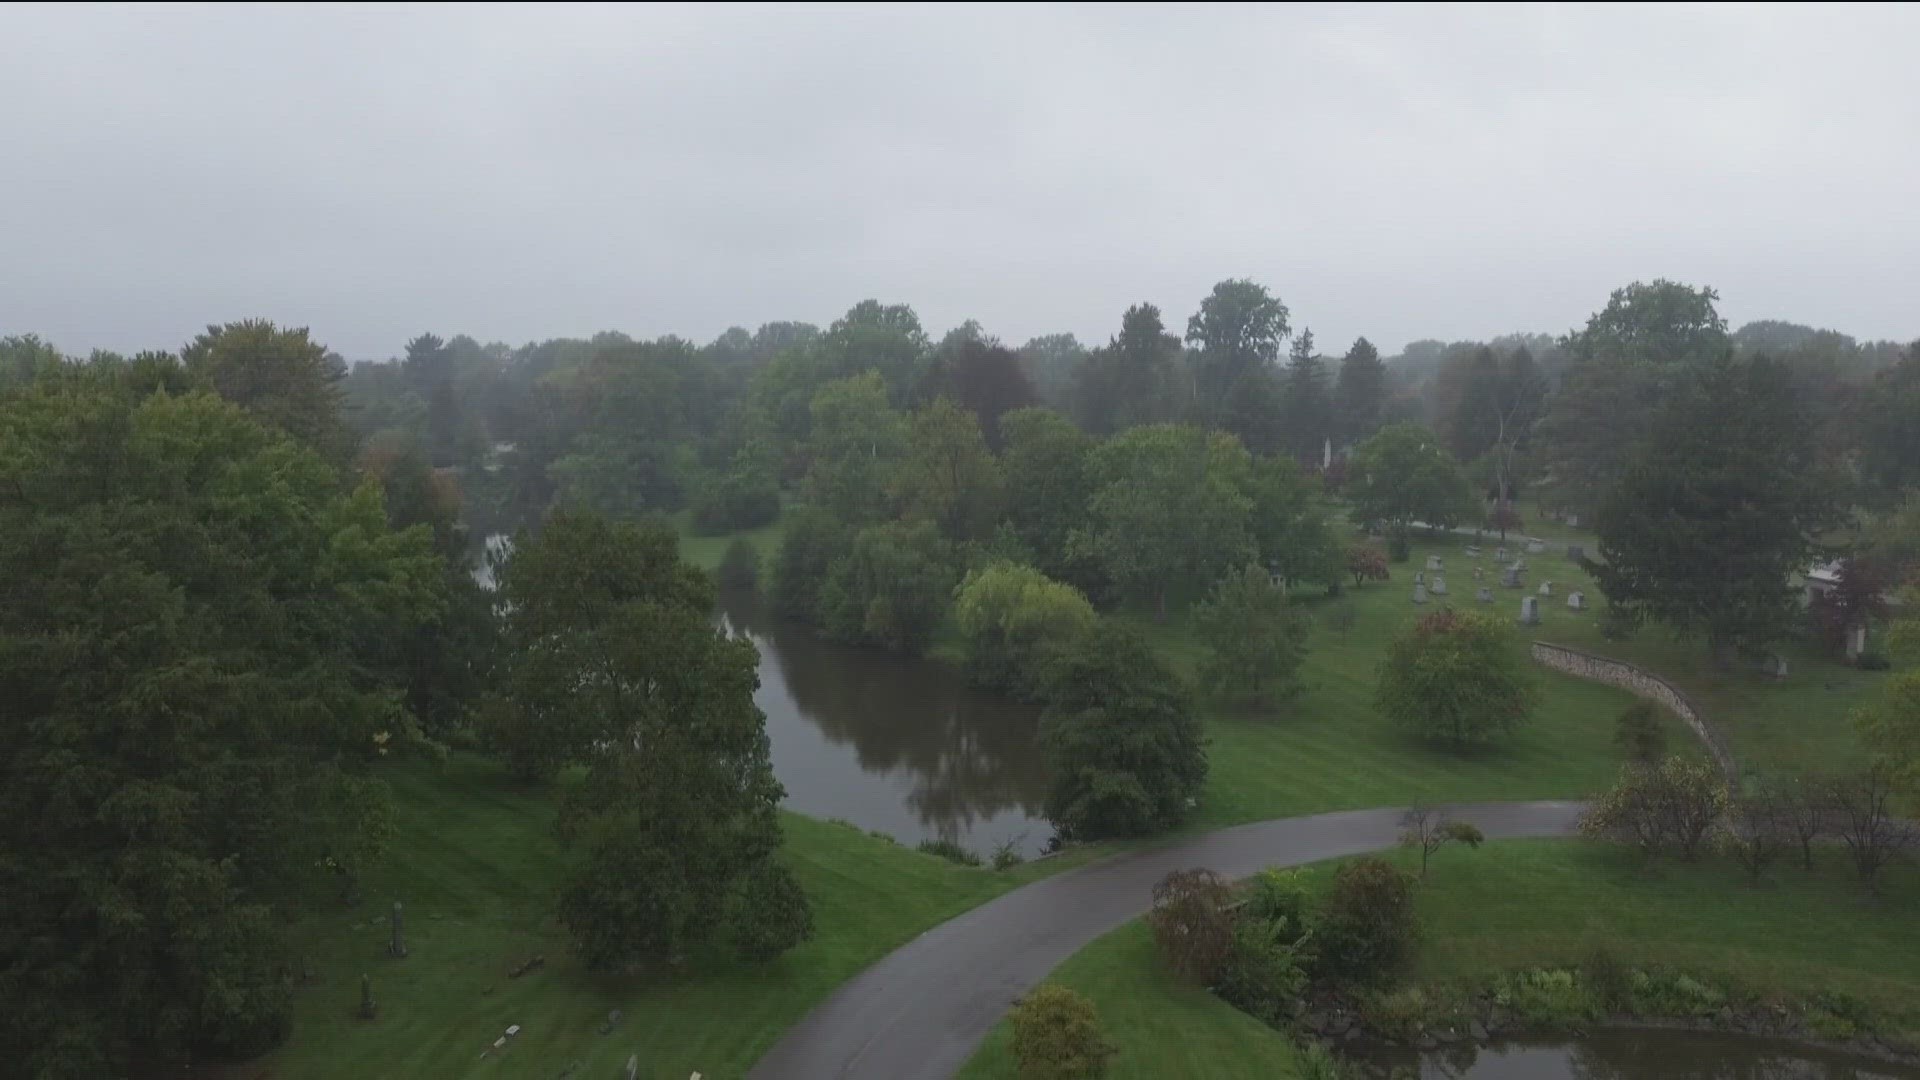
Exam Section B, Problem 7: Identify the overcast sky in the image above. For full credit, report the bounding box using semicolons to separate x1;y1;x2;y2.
2;3;1916;361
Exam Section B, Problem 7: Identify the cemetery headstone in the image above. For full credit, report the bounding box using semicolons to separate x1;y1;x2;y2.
1772;655;1789;680
1847;624;1868;660
1431;574;1447;595
626;1054;640;1080
1413;583;1428;604
1477;586;1493;603
1426;555;1443;571
1565;514;1579;528
1527;540;1546;554
1414;570;1425;585
1473;566;1483;580
389;901;406;959
1567;590;1585;610
1566;544;1585;563
1501;567;1520;588
359;974;377;1020
1494;546;1507;561
1538;581;1553;597
1520;596;1540;625
1464;545;1481;557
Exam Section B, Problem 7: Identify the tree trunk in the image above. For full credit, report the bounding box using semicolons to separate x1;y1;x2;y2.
1155;586;1167;623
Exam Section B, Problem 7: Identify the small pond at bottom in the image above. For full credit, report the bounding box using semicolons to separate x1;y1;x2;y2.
1350;1029;1920;1080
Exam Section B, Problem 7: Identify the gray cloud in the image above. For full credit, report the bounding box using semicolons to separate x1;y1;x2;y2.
3;2;1916;360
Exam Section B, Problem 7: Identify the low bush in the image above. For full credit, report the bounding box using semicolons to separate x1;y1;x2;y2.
916;838;983;866
1314;857;1418;988
1856;650;1891;671
1628;969;1724;1018
991;835;1027;871
1009;985;1116;1080
1212;918;1308;1024
1492;968;1599;1030
1147;868;1238;985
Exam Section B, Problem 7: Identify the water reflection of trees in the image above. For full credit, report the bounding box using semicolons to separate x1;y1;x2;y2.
720;595;1051;840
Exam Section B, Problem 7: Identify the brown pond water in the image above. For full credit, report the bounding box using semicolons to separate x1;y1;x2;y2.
717;591;1055;858
1351;1030;1920;1080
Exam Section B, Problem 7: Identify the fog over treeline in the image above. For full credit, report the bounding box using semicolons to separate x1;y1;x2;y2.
4;5;1920;356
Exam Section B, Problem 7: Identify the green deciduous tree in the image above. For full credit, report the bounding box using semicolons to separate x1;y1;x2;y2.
1375;609;1535;746
818;517;957;656
182;319;356;467
1075;423;1255;620
1591;355;1842;666
953;563;1099;698
1578;758;1729;863
1347;422;1477;538
1194;564;1310;710
491;511;808;967
1854;669;1920;806
0;377;440;1078
1536;280;1729;515
1244;453;1342;590
1039;622;1208;840
1859;342;1920;500
1070;304;1182;436
1186;278;1289;427
769;504;852;623
805;371;906;525
998;407;1099;586
893;396;1003;540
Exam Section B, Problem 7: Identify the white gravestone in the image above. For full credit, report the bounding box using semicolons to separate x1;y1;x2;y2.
1477;586;1494;603
1520;596;1540;625
1431;574;1447;595
1567;590;1586;610
1413;583;1428;604
1538;581;1553;597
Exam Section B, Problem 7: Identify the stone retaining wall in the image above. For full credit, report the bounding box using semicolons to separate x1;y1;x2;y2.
1529;641;1739;782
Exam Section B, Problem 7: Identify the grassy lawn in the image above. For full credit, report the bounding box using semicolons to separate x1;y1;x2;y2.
1409;525;1889;778
1122;549;1695;832
670;508;785;573
257;755;1105;1080
958;840;1920;1079
955;920;1306;1080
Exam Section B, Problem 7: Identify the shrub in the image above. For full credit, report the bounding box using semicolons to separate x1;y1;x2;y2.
1243;868;1314;932
1493;968;1598;1030
1214;917;1309;1024
991;835;1027;870
1628;969;1724;1017
1292;1040;1354;1080
1359;986;1433;1040
1375;609;1536;747
690;477;779;535
818;518;957;655
1582;945;1632;1012
867;829;898;844
715;537;760;593
1611;702;1667;766
1718;791;1788;883
1314;857;1418;988
1578;757;1728;862
1009;985;1115;1080
1346;544;1390;587
1856;649;1891;671
916;838;983;867
1146;868;1238;985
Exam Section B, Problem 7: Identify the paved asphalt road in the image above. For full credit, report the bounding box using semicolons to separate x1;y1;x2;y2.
748;800;1588;1080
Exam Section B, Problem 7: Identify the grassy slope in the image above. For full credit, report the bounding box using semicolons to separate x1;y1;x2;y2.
1442;519;1887;777
959;841;1920;1079
261;757;1106;1080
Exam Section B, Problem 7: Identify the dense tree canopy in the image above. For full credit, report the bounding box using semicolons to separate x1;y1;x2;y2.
0;374;442;1078
1375;609;1535;746
1347;422;1477;535
1039;621;1208;840
1335;336;1388;449
1592;355;1843;664
1071;303;1183;436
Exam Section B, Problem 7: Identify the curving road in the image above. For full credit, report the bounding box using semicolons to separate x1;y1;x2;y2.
749;800;1588;1080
